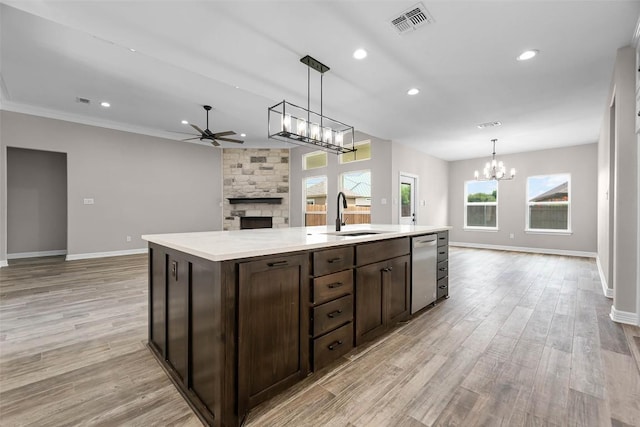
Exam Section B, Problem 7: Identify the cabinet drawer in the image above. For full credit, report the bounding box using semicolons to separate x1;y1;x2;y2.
356;237;410;266
313;269;353;304
312;295;353;337
437;231;448;247
437;246;448;262
437;260;448;280
437;276;448;299
313;246;354;277
313;322;354;371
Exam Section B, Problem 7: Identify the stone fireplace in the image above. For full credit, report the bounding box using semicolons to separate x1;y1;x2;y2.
222;148;289;231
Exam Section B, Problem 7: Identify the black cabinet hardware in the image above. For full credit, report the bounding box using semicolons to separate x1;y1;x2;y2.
327;282;344;289
327;257;342;263
328;340;344;350
327;309;343;318
267;260;288;267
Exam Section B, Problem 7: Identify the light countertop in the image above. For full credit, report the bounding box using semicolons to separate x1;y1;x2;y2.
142;224;451;262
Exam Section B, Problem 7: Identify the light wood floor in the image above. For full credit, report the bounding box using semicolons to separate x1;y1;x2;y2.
1;249;639;426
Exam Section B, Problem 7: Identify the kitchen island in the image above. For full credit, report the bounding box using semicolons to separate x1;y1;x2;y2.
143;224;450;427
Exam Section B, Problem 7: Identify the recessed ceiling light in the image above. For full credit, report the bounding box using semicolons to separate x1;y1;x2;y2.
129;48;136;52
517;49;539;61
353;48;367;60
181;120;189;125
100;101;110;107
240;133;246;137
407;88;420;96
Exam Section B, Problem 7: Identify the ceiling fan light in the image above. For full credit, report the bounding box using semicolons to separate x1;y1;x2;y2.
181;120;189;125
407;88;420;96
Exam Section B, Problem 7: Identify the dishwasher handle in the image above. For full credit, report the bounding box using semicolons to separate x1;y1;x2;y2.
412;236;438;248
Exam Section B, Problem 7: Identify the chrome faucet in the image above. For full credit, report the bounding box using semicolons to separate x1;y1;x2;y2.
336;191;347;231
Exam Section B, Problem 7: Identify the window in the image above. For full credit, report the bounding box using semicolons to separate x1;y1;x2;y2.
340;170;371;224
526;174;570;232
464;180;498;229
303;176;327;226
340;140;371;163
303;151;327;170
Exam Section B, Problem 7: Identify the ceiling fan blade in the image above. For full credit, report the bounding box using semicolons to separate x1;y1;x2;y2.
210;140;221;147
216;137;244;144
212;130;236;137
166;130;198;136
190;124;205;134
181;137;202;141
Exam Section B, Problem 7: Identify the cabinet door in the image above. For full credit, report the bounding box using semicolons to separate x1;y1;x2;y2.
237;254;309;413
386;255;410;324
167;254;189;383
355;261;385;346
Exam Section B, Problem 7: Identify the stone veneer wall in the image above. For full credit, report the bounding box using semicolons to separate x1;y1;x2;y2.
222;148;290;230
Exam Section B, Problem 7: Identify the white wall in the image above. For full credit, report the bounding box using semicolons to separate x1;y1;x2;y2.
598;45;639;321
391;142;448;226
448;143;598;254
289;131;393;227
7;147;67;256
0;111;223;262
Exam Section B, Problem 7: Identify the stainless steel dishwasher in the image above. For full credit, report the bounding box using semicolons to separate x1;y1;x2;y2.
411;234;438;314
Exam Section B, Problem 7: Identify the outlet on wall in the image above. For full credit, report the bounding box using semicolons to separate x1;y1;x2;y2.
126;236;132;242
83;198;94;205
509;233;514;239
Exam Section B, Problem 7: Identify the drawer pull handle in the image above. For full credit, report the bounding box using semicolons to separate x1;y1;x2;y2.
267;260;288;267
328;282;344;289
328;340;344;350
439;267;447;271
382;266;394;272
439;237;446;240
327;309;343;318
439;285;447;289
439;251;446;255
327;257;342;263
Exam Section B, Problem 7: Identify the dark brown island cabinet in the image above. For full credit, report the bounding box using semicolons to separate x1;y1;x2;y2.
147;230;449;426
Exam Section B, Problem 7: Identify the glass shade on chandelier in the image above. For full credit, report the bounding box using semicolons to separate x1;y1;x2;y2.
474;139;516;181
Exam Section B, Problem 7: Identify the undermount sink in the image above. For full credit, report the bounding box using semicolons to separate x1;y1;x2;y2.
324;230;390;237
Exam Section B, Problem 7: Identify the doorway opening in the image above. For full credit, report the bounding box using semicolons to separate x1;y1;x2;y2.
7;147;68;261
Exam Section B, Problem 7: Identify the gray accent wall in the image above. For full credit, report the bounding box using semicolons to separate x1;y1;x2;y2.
0;111;223;261
448;143;598;253
7;147;67;255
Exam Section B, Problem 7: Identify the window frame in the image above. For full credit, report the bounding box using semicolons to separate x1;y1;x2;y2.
464;180;499;231
303;175;328;226
302;150;327;170
339;169;372;225
339;140;371;164
525;173;572;234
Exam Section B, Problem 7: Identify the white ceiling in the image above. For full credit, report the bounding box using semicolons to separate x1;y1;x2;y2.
1;1;638;161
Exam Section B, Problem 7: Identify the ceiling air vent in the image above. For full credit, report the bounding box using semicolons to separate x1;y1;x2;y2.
476;121;502;129
390;3;434;35
75;97;91;104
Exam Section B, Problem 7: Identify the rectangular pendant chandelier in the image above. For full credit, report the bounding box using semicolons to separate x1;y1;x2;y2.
268;55;356;155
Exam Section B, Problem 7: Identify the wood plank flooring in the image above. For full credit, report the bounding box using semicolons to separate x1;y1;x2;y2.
1;248;639;426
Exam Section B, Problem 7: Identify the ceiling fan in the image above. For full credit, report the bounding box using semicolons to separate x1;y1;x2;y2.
183;105;243;146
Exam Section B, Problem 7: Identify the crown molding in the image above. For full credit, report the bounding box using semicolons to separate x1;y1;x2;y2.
0;100;183;142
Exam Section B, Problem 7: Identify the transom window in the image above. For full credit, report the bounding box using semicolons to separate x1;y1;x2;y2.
339;140;371;164
464;180;498;229
526;174;571;232
303;151;327;170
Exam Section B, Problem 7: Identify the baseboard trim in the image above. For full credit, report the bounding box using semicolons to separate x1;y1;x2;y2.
66;248;147;261
449;242;597;258
610;306;640;325
596;256;614;299
0;260;8;268
7;250;67;260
